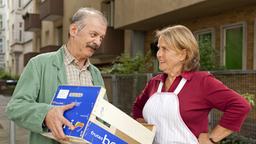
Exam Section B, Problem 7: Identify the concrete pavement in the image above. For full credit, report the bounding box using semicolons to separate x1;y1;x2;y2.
0;94;28;144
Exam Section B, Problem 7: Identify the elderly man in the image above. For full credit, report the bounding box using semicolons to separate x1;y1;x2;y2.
6;7;108;144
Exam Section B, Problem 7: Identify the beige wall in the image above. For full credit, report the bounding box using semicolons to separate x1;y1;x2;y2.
23;0;39;52
41;21;55;47
114;0;205;28
181;5;255;70
62;0;103;43
23;0;40;14
41;0;103;47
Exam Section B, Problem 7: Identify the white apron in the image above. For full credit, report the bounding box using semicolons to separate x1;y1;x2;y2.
142;78;198;144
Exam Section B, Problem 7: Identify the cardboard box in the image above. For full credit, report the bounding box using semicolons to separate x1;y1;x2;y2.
42;85;156;144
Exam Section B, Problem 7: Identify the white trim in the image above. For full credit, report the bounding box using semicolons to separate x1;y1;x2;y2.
220;22;247;70
173;78;187;95
157;82;163;93
194;28;215;49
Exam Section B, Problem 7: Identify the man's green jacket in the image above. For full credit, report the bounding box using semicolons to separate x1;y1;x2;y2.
6;46;106;144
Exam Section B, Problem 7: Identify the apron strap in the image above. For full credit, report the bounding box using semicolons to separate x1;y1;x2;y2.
174;78;187;95
157;82;163;93
157;78;187;94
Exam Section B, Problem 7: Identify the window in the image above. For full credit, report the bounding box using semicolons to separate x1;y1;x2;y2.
221;23;246;70
0;38;3;53
55;26;63;45
194;29;215;70
254;18;256;70
12;24;14;42
101;0;114;26
19;30;22;42
18;0;21;8
0;15;2;29
195;29;215;49
19;22;23;42
45;30;49;45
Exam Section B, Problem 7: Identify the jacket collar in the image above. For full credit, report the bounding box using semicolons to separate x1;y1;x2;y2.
51;45;95;85
52;46;65;69
52;46;67;84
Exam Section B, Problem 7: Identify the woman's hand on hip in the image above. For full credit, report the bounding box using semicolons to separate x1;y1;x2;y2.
198;133;214;144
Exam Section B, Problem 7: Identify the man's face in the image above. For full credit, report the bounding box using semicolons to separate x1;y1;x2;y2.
71;17;107;59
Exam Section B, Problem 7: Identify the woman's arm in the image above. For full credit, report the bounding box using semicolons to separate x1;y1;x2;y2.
136;118;147;123
132;80;155;119
198;125;233;143
200;75;251;143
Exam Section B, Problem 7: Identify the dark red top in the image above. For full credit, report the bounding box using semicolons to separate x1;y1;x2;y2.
132;71;251;137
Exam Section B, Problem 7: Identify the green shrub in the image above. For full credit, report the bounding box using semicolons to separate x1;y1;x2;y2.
0;70;18;80
220;133;256;144
101;51;153;74
199;37;219;71
242;93;255;106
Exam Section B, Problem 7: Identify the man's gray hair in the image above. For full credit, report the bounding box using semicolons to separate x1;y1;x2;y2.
71;7;107;31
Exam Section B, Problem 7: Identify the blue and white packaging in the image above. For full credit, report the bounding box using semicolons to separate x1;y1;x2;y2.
43;85;127;144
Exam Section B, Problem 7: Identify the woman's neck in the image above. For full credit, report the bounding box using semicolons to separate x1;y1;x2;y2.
164;66;182;91
167;65;182;80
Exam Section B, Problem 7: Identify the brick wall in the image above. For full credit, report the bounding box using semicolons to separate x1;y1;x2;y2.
145;5;256;69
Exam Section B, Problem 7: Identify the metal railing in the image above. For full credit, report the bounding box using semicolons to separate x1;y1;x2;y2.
5;80;17;144
4;70;256;142
102;71;256;140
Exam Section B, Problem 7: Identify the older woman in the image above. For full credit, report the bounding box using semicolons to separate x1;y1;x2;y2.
132;25;251;144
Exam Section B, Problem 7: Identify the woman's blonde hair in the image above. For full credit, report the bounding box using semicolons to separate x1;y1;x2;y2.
156;25;200;71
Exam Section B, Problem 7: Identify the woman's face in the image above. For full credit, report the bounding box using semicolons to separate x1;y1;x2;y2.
156;36;186;74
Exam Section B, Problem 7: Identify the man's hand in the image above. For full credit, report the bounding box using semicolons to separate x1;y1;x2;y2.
45;103;76;141
136;118;146;123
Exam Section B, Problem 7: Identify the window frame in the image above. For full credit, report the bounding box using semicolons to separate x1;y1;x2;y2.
0;15;2;29
220;22;247;70
0;37;3;53
254;18;256;70
194;28;215;49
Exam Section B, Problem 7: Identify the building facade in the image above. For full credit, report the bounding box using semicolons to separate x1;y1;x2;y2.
8;0;256;75
8;0;124;75
114;0;256;70
0;0;9;70
9;0;25;75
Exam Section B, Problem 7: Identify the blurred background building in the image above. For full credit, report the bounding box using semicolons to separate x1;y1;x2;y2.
2;0;256;75
0;0;9;70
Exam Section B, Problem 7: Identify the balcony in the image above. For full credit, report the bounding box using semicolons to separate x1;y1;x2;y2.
40;45;60;53
115;0;256;30
24;52;40;66
10;42;23;54
23;13;41;32
40;0;63;21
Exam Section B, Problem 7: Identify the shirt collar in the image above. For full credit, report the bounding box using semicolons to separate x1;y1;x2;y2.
64;45;75;65
64;45;91;69
154;71;193;82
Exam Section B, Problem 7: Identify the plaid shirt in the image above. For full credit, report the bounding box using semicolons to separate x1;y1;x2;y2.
63;45;93;86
